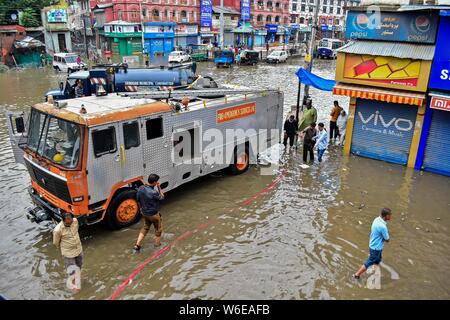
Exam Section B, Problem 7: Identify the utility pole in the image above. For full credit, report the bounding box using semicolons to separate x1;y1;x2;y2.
219;0;224;49
303;0;319;100
139;1;145;54
83;14;89;58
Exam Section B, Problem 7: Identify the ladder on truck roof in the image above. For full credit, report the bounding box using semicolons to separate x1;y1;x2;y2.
117;88;280;100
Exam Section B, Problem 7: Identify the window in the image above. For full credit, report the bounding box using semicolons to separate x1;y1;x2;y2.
291;15;296;23
337;7;340;14
146;118;163;140
153;9;159;17
92;127;117;157
293;4;297;11
301;4;305;11
123;121;140;149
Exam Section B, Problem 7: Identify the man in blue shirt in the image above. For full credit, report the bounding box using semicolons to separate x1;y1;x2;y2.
134;174;165;251
353;208;392;279
314;122;328;162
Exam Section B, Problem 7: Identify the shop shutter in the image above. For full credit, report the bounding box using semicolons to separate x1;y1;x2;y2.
224;33;234;46
186;36;198;45
422;109;450;176
177;36;187;47
351;99;417;165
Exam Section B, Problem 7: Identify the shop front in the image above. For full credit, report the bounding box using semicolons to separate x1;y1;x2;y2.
265;24;278;44
143;22;175;60
333;41;433;167
254;29;267;47
415;11;450;176
175;24;199;49
104;21;142;59
200;27;214;45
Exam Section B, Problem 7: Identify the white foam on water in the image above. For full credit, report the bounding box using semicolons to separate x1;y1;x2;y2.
366;265;381;290
299;164;310;169
380;262;400;280
258;143;283;165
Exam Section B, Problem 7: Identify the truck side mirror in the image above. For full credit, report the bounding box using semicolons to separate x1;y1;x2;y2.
15;117;25;133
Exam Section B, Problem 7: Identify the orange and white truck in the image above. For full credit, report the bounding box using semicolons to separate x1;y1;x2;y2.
7;87;283;229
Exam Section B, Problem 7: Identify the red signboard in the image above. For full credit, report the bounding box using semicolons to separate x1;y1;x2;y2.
216;103;256;123
430;96;450;112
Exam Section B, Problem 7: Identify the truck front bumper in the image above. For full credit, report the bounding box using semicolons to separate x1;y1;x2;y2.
27;187;62;222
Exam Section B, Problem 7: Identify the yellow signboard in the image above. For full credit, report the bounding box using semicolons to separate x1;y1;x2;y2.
335;53;432;92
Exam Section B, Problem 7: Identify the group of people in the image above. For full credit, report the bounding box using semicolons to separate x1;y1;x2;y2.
53;173;165;292
283;98;348;163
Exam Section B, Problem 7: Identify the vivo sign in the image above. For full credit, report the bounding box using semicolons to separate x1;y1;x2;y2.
430;96;450;112
358;110;414;136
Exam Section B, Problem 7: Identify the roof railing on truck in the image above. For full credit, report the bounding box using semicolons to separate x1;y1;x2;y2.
117;88;279;100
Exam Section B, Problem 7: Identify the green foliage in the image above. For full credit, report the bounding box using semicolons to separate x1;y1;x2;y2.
21;8;39;27
0;0;56;26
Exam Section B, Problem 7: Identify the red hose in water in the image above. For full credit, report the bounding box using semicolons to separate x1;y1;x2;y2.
110;170;286;300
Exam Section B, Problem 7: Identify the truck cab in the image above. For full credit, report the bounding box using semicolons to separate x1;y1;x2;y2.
46;70;94;101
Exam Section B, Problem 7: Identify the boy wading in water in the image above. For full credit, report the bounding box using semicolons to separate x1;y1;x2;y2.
353;208;392;279
134;174;165;250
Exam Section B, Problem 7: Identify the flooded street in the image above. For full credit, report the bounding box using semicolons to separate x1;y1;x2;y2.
0;58;449;300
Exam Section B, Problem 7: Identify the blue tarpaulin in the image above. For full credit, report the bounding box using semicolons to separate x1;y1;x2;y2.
295;67;336;91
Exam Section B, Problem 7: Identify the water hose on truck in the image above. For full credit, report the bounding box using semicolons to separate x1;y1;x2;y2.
109;169;288;300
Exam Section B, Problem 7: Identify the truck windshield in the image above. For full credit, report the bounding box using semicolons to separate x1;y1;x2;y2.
319;40;329;48
27;109;81;169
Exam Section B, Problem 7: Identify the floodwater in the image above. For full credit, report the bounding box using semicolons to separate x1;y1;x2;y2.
0;59;449;300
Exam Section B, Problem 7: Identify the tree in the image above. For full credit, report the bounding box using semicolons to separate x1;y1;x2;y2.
20;8;39;27
0;0;55;26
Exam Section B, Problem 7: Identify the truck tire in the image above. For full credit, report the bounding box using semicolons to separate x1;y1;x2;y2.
106;189;141;230
230;145;250;175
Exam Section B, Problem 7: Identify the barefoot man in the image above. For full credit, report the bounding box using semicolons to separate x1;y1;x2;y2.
53;212;83;291
353;208;392;280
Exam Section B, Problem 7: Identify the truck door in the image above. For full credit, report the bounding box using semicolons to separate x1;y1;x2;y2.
172;121;202;187
5;111;28;165
87;123;123;204
267;104;281;145
141;115;170;180
118;120;144;182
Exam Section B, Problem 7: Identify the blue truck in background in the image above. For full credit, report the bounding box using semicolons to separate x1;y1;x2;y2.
45;63;198;101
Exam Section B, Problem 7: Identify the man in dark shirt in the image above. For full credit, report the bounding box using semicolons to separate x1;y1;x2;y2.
302;122;317;163
283;114;298;151
134;174;165;250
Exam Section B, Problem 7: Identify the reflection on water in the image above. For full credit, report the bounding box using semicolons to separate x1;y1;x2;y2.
0;60;449;299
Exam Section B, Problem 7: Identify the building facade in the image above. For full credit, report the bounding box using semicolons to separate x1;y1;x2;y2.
334;7;438;170
289;0;361;38
415;10;450;176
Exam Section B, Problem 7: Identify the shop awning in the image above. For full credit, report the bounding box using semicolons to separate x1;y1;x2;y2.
337;40;435;60
296;68;336;91
333;83;425;106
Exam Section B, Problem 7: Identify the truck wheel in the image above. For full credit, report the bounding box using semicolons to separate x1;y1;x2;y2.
106;189;141;230
230;146;249;175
